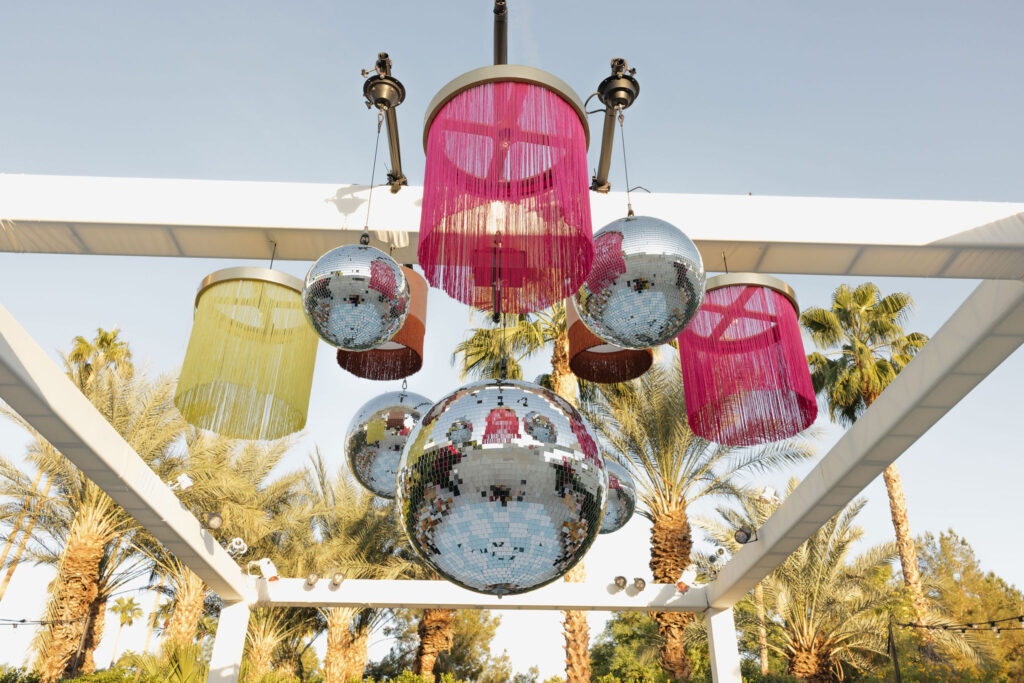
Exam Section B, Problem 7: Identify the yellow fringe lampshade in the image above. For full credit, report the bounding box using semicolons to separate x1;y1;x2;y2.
175;267;319;440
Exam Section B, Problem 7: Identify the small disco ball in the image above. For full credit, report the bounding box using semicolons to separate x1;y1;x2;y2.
302;245;410;350
397;379;607;595
573;215;705;349
600;459;637;534
346;390;433;499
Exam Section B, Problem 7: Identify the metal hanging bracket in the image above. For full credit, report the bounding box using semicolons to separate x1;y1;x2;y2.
494;1;508;65
590;58;640;193
362;52;408;193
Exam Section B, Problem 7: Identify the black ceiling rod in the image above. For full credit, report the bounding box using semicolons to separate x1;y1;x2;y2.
494;1;508;65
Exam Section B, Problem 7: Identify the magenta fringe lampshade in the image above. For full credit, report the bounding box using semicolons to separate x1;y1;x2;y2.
678;274;816;446
419;66;592;314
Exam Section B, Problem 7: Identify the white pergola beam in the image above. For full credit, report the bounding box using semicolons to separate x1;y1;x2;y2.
706;608;742;683
707;278;1024;609
254;577;708;612
2;174;1023;279
208;602;250;683
0;302;250;602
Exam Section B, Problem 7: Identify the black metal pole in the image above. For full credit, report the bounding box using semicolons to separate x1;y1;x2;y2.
494;0;508;65
383;106;406;193
888;620;903;683
591;107;617;193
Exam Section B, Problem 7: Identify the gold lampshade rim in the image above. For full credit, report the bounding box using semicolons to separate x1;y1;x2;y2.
423;64;590;150
195;267;304;309
705;273;799;311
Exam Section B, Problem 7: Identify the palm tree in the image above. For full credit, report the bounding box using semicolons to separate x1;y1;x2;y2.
760;493;899;681
585;363;815;681
454;302;591;682
109;595;143;664
0;331;184;680
140;430;303;654
800;283;931;631
300;452;408;683
67;327;133;386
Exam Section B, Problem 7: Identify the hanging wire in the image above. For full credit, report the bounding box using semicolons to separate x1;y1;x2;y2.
268;240;278;269
897;614;1024;631
617;109;634;217
360;110;386;246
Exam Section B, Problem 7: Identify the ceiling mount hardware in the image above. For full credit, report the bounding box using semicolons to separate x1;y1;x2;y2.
590;58;640;193
362;52;408;193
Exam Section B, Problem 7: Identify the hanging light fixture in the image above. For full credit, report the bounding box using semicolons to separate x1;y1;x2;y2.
678;273;816;446
336;266;428;380
418;1;593;315
567;298;652;384
175;267;318;440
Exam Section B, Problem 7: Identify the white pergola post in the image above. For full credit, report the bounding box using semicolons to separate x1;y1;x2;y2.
706;607;742;683
208;601;251;683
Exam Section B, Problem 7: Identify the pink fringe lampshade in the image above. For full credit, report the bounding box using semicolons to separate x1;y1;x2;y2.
418;66;593;314
678;274;816;446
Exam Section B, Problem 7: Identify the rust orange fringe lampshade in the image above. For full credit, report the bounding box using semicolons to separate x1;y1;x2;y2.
677;273;816;446
418;65;593;314
174;267;319;441
337;266;428;380
567;300;652;383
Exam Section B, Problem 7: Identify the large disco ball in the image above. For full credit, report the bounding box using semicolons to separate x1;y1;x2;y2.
346;390;433;499
397;379;607;595
302;245;410;350
600;459;637;534
573;215;705;349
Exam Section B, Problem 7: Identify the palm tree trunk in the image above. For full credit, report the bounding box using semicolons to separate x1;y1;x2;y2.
164;566;207;650
322;608;353;683
561;562;591;683
650;507;694;682
0;476;54;604
110;623;123;667
142;577;164;654
789;648;830;683
36;508;109;683
550;332;578;406
80;597;107;673
883;462;929;636
248;639;276;681
414;608;455;681
755;582;769;676
339;630;369;682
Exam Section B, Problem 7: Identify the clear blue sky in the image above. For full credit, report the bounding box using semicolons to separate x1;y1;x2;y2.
1;1;1022;677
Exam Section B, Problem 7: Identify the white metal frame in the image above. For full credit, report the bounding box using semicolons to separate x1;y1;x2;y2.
2;174;1022;683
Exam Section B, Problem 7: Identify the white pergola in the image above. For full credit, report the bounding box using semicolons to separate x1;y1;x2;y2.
2;174;1022;683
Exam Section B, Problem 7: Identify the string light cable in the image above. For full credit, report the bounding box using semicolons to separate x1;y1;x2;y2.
897;614;1024;636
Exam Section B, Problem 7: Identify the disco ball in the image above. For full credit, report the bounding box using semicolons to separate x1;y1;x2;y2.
397;379;607;595
573;215;705;349
600;459;637;534
302;245;410;350
346;390;433;499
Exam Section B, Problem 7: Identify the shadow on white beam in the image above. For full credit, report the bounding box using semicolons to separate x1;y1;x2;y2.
0;302;250;602
253;578;709;613
707;278;1024;609
2;174;1022;279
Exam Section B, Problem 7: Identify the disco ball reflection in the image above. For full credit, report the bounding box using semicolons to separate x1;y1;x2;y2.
600;459;637;534
573;215;705;349
302;245;410;350
397;379;607;595
345;390;433;499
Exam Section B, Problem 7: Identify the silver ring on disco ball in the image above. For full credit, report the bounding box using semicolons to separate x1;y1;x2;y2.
397;379;607;595
345;390;433;499
600;459;637;534
573;215;705;349
302;245;411;350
